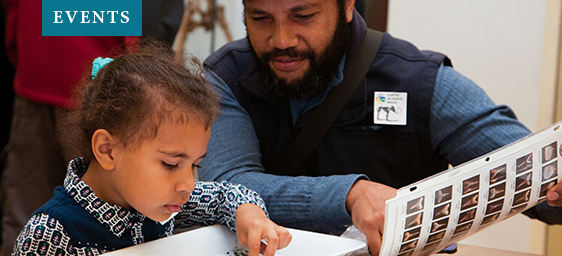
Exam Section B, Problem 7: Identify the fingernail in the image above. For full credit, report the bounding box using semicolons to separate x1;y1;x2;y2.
548;192;560;201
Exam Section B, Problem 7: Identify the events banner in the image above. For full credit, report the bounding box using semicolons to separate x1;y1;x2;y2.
42;0;141;36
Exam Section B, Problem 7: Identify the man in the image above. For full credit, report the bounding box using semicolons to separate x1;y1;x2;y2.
200;0;562;254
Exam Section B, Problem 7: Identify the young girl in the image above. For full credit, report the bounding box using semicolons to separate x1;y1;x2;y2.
12;41;291;256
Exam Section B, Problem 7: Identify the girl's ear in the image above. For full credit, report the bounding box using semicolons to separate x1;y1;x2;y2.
91;129;115;171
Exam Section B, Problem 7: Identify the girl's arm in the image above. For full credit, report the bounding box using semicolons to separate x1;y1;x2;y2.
174;180;267;231
175;181;291;256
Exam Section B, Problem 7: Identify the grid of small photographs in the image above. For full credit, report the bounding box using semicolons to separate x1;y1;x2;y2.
509;152;534;218
478;164;506;229
384;125;562;256
538;142;558;203
451;174;480;239
414;185;453;255
399;196;424;255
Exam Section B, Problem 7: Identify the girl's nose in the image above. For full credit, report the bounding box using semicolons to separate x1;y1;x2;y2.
175;172;195;197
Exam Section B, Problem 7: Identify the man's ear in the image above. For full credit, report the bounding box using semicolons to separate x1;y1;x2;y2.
91;129;115;171
344;0;356;23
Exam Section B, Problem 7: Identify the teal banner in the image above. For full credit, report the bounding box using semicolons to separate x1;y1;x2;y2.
42;0;141;36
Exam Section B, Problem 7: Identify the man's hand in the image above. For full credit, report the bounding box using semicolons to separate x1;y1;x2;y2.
346;180;397;255
235;203;292;256
547;182;562;206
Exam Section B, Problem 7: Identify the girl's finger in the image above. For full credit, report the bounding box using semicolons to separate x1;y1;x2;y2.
262;228;280;256
246;230;262;256
276;227;292;249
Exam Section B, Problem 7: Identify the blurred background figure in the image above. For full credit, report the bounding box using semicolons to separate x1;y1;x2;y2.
0;1;182;255
0;0;14;170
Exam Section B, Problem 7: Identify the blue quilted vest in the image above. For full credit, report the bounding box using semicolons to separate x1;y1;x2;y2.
204;12;451;188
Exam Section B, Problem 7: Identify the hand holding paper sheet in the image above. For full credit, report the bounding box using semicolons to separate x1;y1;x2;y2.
380;121;562;256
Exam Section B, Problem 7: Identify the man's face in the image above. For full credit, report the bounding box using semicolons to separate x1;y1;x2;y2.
245;0;354;97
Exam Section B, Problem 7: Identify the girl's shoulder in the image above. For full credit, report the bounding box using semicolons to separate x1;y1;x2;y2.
15;212;109;256
14;212;72;255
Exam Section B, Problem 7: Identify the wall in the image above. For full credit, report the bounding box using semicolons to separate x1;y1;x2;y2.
388;0;561;254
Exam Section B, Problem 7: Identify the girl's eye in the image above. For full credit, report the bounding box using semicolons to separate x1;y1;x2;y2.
162;161;178;170
192;163;202;169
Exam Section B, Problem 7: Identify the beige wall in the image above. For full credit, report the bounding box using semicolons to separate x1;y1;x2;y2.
548;1;562;255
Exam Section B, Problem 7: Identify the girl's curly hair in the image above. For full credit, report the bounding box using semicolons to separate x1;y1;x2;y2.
58;38;220;161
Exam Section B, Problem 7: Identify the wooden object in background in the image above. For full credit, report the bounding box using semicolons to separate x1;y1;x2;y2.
364;0;388;32
174;0;233;61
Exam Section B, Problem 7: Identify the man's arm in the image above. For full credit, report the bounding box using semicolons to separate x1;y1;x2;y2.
431;64;562;224
429;65;531;166
199;69;367;234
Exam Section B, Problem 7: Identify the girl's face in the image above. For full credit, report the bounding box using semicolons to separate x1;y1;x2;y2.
109;118;211;222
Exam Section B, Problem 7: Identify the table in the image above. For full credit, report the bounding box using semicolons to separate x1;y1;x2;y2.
104;225;545;256
354;244;544;256
450;244;544;256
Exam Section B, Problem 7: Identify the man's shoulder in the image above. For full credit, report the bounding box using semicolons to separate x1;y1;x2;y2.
204;38;257;84
377;33;447;64
204;38;255;67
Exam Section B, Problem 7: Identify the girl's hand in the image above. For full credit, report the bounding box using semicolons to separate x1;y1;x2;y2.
235;203;292;256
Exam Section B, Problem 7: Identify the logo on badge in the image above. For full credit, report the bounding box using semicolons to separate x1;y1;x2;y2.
376;94;386;104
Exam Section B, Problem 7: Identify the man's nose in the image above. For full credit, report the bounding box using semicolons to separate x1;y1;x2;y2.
270;22;298;50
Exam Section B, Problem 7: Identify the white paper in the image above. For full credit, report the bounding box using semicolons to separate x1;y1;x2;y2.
103;225;366;256
159;212;178;225
379;121;562;256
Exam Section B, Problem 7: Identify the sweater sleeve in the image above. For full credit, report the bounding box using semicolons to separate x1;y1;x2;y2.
430;64;531;166
430;65;562;225
174;180;268;232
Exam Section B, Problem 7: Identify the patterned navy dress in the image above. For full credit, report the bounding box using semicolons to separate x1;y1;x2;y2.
12;158;267;256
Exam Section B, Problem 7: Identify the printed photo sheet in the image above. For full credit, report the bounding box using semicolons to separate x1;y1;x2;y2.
380;121;562;256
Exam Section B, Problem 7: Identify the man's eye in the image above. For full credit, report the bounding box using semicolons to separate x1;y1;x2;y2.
251;16;270;22
162;161;178;169
295;13;315;20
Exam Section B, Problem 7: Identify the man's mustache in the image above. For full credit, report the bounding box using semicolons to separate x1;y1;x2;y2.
261;47;314;60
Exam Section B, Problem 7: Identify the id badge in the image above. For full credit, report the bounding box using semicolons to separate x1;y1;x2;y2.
373;91;407;125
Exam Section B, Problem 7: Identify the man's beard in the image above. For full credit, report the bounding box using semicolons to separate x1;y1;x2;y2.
251;14;349;98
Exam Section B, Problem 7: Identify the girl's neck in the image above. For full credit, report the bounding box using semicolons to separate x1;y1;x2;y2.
82;160;130;209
